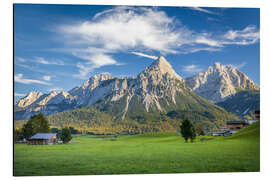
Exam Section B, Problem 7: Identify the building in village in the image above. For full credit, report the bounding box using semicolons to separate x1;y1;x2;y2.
27;133;58;145
212;125;231;136
248;110;260;125
226;120;249;134
212;120;248;136
212;110;260;136
212;130;232;137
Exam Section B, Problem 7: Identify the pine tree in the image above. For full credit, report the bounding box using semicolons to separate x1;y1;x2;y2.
190;125;196;142
60;127;72;144
180;118;196;142
22;113;50;139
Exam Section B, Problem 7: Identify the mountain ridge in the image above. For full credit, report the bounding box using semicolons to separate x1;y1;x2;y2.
15;56;241;133
15;57;256;124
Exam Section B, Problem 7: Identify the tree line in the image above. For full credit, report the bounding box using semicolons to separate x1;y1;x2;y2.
14;113;205;143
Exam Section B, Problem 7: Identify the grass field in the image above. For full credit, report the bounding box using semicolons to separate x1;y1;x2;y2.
14;122;260;176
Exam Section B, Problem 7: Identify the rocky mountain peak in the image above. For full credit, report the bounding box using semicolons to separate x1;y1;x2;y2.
185;62;259;102
214;62;222;69
74;74;114;91
142;56;183;81
16;91;43;107
91;74;113;81
206;62;226;74
49;90;60;96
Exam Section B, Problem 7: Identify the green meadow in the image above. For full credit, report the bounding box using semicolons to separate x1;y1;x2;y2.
14;122;260;176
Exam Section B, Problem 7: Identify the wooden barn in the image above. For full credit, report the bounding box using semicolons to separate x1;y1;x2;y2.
27;133;58;145
226;120;248;134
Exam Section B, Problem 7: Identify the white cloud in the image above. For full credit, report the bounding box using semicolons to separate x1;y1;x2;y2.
16;57;26;62
195;36;222;47
15;63;46;73
54;7;260;78
15;74;51;85
36;57;65;66
194;26;259;48
43;75;51;81
57;7;259;53
56;7;185;78
183;64;203;74
58;7;182;54
223;25;260;45
131;52;158;60
182;47;221;54
73;53;118;79
226;62;247;69
189;7;218;15
16;56;65;66
15;93;26;97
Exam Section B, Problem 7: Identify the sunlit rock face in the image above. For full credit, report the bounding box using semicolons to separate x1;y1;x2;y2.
185;62;259;103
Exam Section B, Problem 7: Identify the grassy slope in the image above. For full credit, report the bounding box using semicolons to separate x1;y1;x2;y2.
228;121;260;139
14;123;259;176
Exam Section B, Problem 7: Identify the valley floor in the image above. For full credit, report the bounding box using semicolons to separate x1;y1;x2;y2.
14;124;260;176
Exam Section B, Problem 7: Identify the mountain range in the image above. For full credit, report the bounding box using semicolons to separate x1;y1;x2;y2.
14;56;259;133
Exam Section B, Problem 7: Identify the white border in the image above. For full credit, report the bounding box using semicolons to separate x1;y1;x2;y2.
1;0;270;180
11;0;263;8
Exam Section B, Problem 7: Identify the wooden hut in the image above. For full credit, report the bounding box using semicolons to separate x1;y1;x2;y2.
226;121;248;134
27;133;58;145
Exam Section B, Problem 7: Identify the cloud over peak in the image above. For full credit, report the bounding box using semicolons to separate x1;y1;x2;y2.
58;7;181;54
56;6;260;79
131;52;158;60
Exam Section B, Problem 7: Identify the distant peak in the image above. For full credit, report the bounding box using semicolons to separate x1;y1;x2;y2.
16;91;44;108
27;91;43;96
91;73;113;79
49;90;60;95
212;62;239;71
214;62;222;68
77;73;114;90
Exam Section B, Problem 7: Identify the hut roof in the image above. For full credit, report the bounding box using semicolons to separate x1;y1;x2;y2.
30;133;57;140
226;120;247;125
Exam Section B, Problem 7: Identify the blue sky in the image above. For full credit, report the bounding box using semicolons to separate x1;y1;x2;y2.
14;4;260;102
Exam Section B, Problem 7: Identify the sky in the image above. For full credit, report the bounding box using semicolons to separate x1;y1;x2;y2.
14;4;260;102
